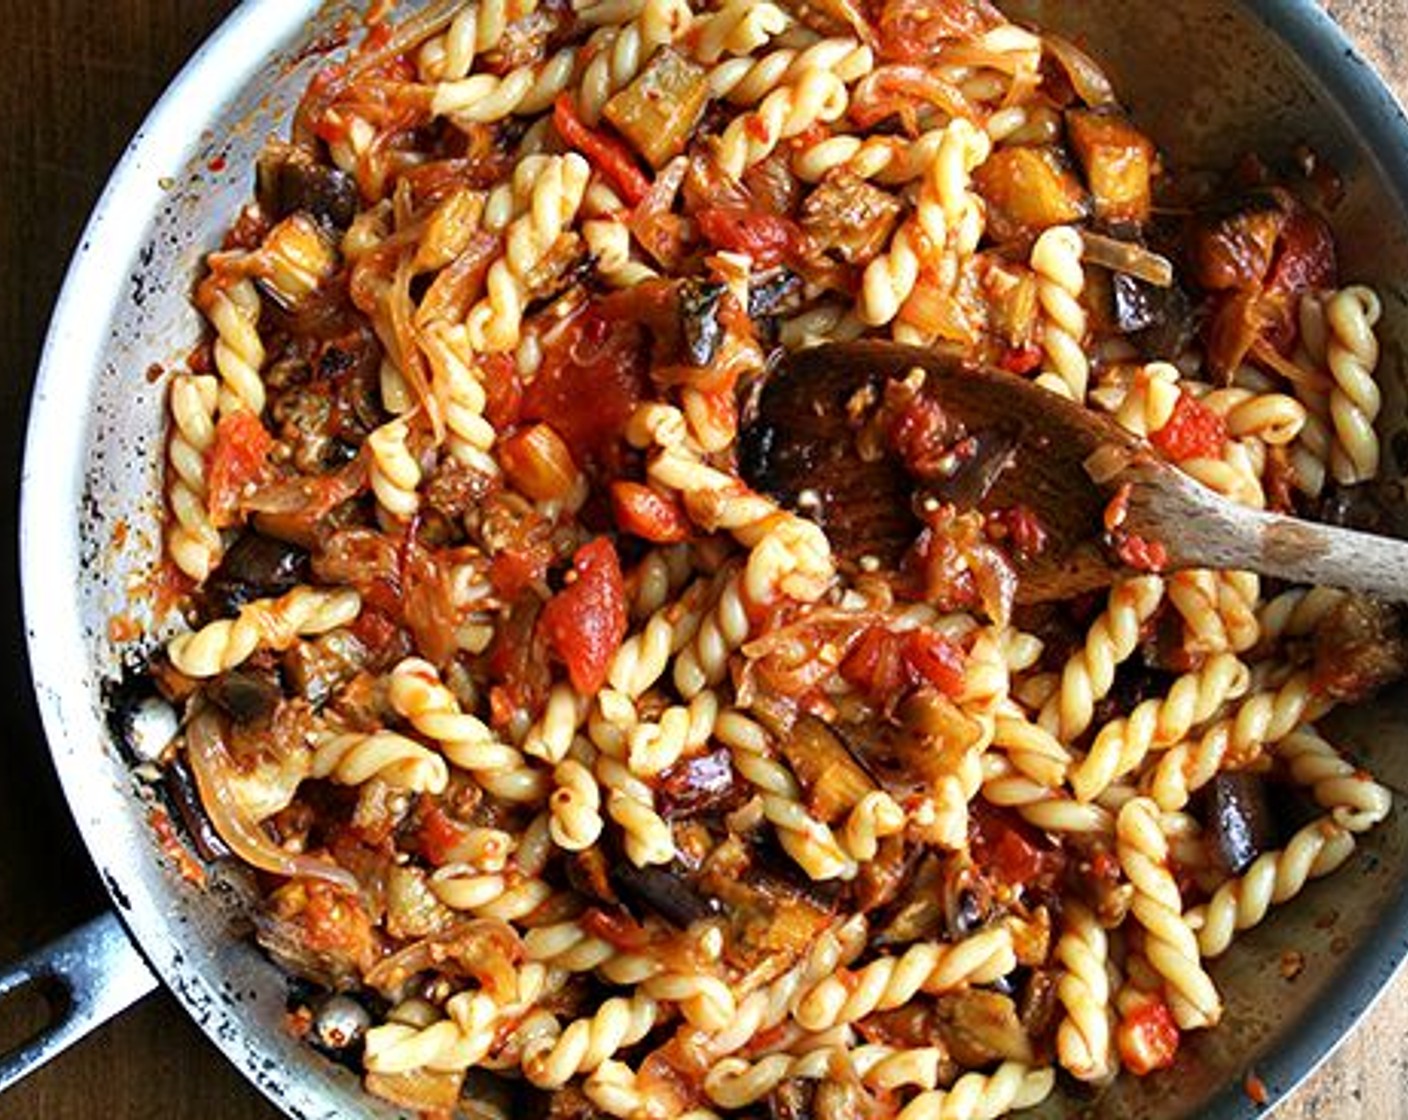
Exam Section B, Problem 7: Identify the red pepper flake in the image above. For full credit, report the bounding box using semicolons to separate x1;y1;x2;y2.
985;505;1047;560
1244;1071;1270;1107
206;155;227;173
1114;532;1168;573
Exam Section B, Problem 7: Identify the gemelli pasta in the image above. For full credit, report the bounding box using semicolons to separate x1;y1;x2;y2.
143;0;1407;1115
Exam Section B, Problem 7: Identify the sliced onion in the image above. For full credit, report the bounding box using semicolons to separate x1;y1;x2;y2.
185;708;359;892
851;65;975;130
364;918;522;999
1079;230;1174;288
1043;32;1117;107
292;0;461;149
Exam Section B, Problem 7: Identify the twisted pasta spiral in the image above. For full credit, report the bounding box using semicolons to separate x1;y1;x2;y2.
1187;817;1355;958
1054;902;1114;1082
387;657;548;802
166;373;221;581
167;585;361;678
791;926;1017;1031
311;729;449;793
467;153;591;351
713;68;849;182
1116;797;1221;1029
1038;576;1164;742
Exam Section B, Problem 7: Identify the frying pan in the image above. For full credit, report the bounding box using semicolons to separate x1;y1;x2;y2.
8;2;1408;1117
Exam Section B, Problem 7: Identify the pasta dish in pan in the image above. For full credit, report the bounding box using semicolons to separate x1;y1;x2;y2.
141;0;1406;1115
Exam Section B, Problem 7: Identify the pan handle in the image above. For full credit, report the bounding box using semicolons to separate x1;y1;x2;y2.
0;911;158;1093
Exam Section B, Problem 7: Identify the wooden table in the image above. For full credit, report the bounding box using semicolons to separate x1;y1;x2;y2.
1;2;1406;1117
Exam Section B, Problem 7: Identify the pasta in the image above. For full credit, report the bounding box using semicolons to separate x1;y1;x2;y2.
142;2;1406;1116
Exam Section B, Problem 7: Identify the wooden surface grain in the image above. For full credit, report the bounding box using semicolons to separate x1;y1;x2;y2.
0;2;1406;1118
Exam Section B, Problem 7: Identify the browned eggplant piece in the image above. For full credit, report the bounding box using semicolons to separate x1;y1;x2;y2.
1018;968;1061;1049
748;269;804;319
801;172;903;265
656;746;743;819
972;146;1088;244
611;863;721;928
283;629;370;709
1188;191;1286;291
205;532;309;613
699;836;836;973
256;140;359;230
252;213;339;313
1065;107;1156;224
604;47;709;168
206;667;282;724
1207;772;1276;877
892;688;985;788
854;834;916;914
768;1081;814;1120
1311;594;1408;703
979;257;1039;347
874;852;948;946
776;714;877;823
364;1070;466;1114
680;278;727;366
934;989;1035;1065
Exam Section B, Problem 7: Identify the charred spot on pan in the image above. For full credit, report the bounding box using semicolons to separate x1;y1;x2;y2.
103;665;174;768
101;869;132;911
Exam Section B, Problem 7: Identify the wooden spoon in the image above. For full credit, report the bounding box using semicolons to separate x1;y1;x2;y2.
739;340;1408;604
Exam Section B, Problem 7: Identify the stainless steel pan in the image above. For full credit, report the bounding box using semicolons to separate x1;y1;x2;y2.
10;2;1408;1116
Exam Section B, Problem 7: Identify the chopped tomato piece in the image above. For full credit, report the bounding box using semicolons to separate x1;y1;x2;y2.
522;306;648;463
969;802;1067;890
415;803;474;867
1150;391;1227;462
610;481;691;543
1266;205;1336;297
479;352;523;429
903;629;966;695
1118;998;1180;1075
538;537;628;693
997;343;1043;375
490;546;550;601
695;207;800;269
206;411;273;528
553;94;651;206
1115;532;1168;573
840;625;966;702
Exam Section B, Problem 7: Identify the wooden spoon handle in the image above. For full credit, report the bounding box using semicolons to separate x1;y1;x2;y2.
1125;463;1408;600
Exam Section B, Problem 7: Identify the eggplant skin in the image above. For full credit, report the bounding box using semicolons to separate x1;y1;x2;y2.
204;532;309;614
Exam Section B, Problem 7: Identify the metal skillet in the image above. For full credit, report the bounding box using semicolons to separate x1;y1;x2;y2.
8;2;1408;1117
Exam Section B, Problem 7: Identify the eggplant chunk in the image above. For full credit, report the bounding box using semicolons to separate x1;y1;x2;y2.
207;668;282;724
611;863;720;927
256;140;359;230
1311;594;1408;703
776;715;876;823
1065;107;1155;224
603;47;709;167
934;989;1034;1065
1189;192;1286;292
205;532;309;613
801;171;903;265
1207;772;1275;876
972;146;1088;244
